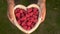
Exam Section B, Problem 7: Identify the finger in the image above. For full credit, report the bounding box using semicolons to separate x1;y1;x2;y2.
7;0;15;21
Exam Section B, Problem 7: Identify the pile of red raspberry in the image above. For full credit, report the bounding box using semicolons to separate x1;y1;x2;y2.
14;7;39;30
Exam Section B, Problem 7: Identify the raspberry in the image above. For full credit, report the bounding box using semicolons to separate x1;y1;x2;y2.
27;8;33;13
15;13;20;19
27;26;31;30
33;8;38;12
17;19;21;24
15;8;21;14
23;25;27;30
27;21;32;26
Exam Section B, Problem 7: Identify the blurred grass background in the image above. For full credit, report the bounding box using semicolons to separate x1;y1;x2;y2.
0;0;60;34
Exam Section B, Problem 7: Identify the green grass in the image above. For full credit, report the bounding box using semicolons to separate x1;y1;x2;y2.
0;0;60;34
